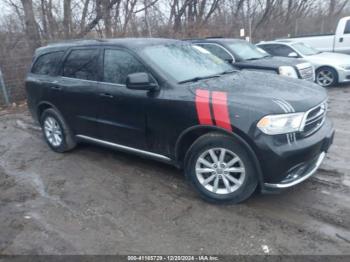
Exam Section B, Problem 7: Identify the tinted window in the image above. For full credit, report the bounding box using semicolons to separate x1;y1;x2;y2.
103;49;148;85
63;49;99;80
227;41;267;60
344;20;350;34
32;51;64;75
265;44;294;57
258;44;276;54
196;44;233;61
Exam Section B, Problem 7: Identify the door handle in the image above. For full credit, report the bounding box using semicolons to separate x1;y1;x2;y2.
99;93;114;98
340;37;344;43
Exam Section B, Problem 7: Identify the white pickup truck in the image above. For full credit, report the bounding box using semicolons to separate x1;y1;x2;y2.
283;17;350;54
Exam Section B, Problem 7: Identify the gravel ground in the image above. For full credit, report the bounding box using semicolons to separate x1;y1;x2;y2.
0;86;349;255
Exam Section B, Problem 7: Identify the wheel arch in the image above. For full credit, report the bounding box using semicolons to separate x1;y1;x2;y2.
175;125;264;186
315;65;339;77
36;101;61;124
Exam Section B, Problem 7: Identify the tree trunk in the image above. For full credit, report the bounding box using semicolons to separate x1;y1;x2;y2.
20;0;41;52
104;0;113;37
40;0;49;40
63;0;72;38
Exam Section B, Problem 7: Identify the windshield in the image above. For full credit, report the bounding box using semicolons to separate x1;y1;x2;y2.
227;41;269;61
140;44;233;83
292;42;321;56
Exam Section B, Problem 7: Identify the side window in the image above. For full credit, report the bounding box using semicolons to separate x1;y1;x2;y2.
344;20;350;34
270;45;294;57
103;49;148;85
63;49;100;81
258;45;275;55
196;44;233;61
31;51;64;76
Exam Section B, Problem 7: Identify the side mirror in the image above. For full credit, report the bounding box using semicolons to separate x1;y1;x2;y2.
225;57;234;64
126;72;158;91
288;52;299;58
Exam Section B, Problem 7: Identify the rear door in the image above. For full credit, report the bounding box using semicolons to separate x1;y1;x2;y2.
96;48;157;150
57;47;102;137
27;51;65;115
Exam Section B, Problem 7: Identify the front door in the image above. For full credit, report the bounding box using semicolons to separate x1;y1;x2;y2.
57;48;102;137
96;48;157;150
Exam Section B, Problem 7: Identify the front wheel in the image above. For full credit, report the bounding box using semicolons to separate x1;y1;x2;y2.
316;67;338;87
185;133;258;204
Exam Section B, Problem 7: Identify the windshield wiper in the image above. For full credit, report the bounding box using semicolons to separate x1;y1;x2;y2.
245;57;261;61
178;74;220;84
219;70;237;75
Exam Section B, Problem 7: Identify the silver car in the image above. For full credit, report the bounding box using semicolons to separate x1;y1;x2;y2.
257;40;350;87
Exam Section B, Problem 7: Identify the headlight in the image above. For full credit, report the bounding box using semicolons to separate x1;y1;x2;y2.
279;66;298;78
257;113;305;135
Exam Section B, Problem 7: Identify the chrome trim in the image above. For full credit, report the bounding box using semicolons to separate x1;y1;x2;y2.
300;100;327;133
62;75;158;88
264;152;326;189
76;135;171;161
306;106;326;123
61;76;126;87
296;63;315;81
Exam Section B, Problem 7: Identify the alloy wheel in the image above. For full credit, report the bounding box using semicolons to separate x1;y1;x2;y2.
195;148;246;195
316;69;335;87
44;116;63;147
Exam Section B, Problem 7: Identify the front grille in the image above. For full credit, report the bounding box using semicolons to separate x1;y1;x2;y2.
297;64;315;82
301;101;327;137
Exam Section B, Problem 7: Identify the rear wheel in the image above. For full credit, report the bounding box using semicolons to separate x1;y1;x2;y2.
185;133;258;204
40;108;76;153
316;67;338;87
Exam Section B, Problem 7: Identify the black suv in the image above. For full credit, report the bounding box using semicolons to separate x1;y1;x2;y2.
188;38;315;82
26;38;334;203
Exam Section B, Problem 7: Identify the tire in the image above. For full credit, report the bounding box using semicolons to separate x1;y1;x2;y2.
184;133;258;204
316;67;338;87
40;108;76;153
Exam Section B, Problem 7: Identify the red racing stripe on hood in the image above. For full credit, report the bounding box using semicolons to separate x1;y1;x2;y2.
212;91;232;131
195;89;213;125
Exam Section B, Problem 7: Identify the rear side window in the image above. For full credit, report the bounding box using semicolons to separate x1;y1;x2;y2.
63;49;100;81
31;51;64;75
103;49;147;85
265;44;293;57
196;44;233;61
258;44;275;54
344;20;350;34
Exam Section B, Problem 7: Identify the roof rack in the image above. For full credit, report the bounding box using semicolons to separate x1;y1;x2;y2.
182;36;224;41
46;38;106;46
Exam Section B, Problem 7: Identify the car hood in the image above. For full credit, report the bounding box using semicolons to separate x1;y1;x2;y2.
235;56;304;69
305;52;350;67
188;70;327;114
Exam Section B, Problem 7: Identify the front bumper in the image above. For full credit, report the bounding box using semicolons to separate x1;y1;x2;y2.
255;118;335;192
336;67;350;83
264;152;325;189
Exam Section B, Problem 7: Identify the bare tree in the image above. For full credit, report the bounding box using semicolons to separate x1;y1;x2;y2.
20;0;41;52
63;0;72;38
